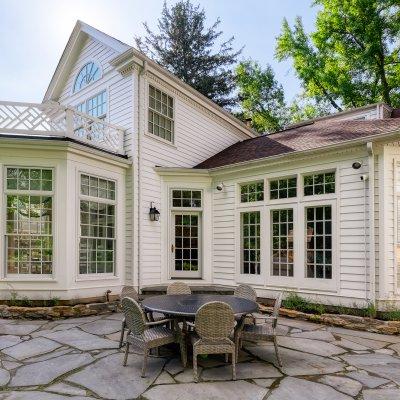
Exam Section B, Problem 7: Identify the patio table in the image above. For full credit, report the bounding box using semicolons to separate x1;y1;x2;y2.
142;294;258;318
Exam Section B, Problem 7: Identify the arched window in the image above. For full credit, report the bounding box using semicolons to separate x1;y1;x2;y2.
73;62;101;93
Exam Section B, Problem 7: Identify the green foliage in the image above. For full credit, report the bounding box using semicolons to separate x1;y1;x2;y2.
282;293;326;315
276;0;400;110
235;59;287;133
135;0;242;108
44;297;60;307
380;309;400;321
288;94;331;123
9;291;19;306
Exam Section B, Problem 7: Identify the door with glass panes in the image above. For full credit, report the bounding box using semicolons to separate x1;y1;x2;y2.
170;189;202;278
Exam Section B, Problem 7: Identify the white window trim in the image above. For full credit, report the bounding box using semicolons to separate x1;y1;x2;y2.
76;171;118;280
232;167;339;292
267;175;298;203
236;179;265;207
266;203;297;285
145;83;176;146
72;61;103;94
301;169;337;201
235;206;265;284
3;166;55;279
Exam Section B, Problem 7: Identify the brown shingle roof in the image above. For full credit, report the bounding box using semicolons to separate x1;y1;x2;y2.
195;118;400;169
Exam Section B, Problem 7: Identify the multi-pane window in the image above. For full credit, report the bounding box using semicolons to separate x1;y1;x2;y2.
271;209;294;277
148;85;174;142
172;190;201;208
270;177;297;200
79;174;116;275
5;167;53;275
304;172;335;196
76;91;107;119
306;206;332;279
174;214;199;272
73;62;101;92
240;182;264;203
241;211;261;275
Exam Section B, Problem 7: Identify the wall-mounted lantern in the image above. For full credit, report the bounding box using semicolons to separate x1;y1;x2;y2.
149;202;160;221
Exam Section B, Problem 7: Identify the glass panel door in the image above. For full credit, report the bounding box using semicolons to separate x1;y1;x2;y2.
171;212;201;278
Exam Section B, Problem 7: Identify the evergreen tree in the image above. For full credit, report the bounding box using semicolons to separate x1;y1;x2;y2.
136;0;242;108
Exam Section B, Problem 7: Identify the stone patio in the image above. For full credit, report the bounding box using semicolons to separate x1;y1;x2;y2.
0;314;399;399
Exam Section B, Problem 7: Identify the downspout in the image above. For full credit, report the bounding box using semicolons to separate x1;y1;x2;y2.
367;142;376;305
137;60;147;292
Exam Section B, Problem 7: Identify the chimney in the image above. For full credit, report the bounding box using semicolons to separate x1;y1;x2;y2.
245;118;252;128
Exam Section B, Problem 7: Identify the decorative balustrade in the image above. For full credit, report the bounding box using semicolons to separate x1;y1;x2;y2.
0;101;125;155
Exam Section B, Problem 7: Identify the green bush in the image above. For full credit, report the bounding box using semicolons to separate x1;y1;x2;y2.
282;293;326;315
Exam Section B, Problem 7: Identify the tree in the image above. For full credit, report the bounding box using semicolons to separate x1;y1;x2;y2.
276;0;400;110
235;60;287;133
135;0;242;108
288;94;331;123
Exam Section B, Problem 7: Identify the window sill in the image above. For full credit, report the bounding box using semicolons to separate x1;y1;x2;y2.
144;132;177;149
75;274;120;282
2;276;56;282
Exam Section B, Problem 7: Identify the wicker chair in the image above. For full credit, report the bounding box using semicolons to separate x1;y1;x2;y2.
234;284;258;325
190;301;236;382
167;281;191;295
234;284;257;302
121;297;187;377
235;292;283;366
119;286;139;348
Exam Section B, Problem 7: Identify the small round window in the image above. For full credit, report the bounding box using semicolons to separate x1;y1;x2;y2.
73;62;101;93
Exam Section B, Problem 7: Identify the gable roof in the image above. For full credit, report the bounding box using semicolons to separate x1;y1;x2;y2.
43;21;130;102
43;21;256;139
195;118;400;169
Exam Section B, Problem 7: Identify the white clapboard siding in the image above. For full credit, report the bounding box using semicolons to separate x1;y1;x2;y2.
59;37;119;103
56;36;135;284
138;75;248;285
211;152;371;301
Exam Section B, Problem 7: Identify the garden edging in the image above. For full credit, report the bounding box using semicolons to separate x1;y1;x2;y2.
259;305;400;335
0;301;118;320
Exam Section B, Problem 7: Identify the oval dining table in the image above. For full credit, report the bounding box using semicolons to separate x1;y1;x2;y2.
142;294;259;319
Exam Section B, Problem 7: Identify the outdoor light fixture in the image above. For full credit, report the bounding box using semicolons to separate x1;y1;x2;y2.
149;202;160;221
352;161;362;170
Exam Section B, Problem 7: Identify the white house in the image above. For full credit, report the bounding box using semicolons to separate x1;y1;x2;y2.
1;21;400;310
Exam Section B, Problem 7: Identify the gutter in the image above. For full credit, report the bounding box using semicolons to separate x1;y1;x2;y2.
204;129;400;175
367;142;376;305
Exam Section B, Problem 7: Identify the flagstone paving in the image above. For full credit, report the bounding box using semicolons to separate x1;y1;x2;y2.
0;314;399;399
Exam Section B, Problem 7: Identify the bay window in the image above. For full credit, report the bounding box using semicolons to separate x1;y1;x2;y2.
79;174;116;275
5;167;53;275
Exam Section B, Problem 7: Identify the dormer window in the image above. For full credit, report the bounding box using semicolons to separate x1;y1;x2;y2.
73;62;101;93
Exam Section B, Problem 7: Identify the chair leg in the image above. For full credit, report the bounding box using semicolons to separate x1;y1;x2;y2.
141;349;149;378
123;342;130;366
119;319;126;348
179;336;187;368
273;336;282;367
231;349;236;381
193;350;198;382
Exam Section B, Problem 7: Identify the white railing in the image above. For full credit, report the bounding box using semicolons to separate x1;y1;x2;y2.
0;101;125;155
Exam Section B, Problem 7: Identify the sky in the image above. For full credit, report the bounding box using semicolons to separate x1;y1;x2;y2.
0;0;318;103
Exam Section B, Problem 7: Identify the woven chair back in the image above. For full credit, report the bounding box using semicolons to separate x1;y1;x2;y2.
272;292;283;327
195;301;234;340
121;297;146;335
121;285;139;301
234;284;257;302
167;281;191;295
